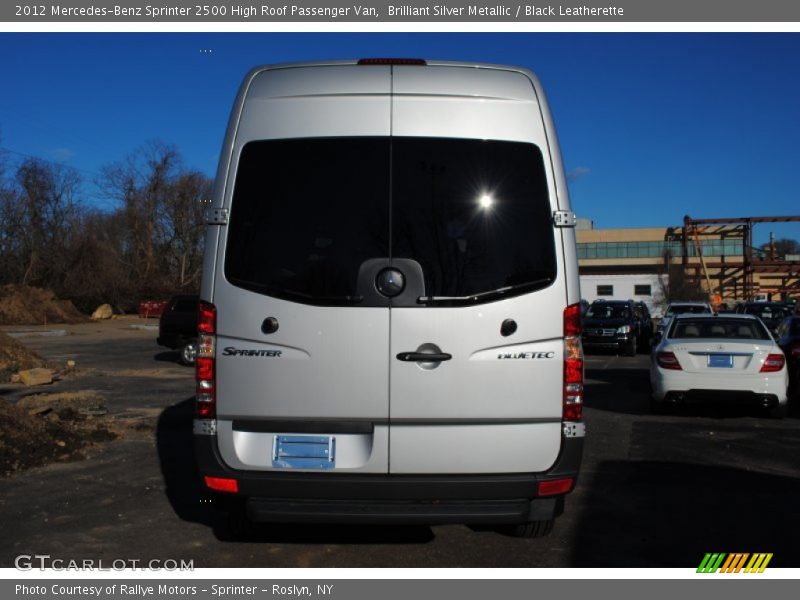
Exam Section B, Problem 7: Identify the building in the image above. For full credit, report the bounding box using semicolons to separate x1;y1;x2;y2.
576;217;800;317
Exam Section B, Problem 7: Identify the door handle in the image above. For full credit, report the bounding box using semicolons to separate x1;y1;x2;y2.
396;352;452;362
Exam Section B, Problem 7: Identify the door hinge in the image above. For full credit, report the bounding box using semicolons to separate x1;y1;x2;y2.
553;210;577;228
206;207;229;225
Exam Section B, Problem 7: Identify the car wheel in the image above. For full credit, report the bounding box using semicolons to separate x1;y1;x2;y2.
650;397;669;415
500;519;554;538
625;337;637;357
768;403;788;419
180;339;198;366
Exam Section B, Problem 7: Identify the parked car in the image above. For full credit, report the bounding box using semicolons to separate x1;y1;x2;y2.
774;315;800;396
582;299;651;356
736;302;793;334
194;59;584;538
650;314;789;417
635;302;653;347
656;301;713;341
157;295;199;365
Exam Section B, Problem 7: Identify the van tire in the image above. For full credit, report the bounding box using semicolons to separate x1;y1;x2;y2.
768;403;787;419
502;519;554;538
224;507;254;541
180;339;198;366
624;338;637;357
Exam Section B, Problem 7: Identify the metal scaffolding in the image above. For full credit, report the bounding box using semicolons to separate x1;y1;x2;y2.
672;215;800;301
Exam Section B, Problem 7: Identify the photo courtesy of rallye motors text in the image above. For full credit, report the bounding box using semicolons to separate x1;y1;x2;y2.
15;585;200;597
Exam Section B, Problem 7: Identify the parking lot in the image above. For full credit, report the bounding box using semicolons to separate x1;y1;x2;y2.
1;321;799;568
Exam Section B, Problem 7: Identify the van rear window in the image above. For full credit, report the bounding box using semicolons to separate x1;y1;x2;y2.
225;138;390;304
392;138;556;302
225;137;555;306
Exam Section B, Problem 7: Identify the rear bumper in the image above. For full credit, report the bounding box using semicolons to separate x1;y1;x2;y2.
651;368;788;403
659;390;782;409
582;338;628;351
195;430;583;524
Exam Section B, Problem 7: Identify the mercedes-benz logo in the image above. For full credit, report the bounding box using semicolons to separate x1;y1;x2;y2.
375;268;405;297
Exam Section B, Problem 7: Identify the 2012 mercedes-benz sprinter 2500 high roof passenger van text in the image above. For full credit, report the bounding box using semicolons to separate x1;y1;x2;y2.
195;59;584;538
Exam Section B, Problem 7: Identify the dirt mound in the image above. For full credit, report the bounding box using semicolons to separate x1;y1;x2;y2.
0;392;118;477
0;331;47;382
0;284;88;326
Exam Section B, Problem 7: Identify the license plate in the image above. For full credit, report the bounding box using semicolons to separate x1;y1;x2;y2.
272;435;335;469
708;354;733;368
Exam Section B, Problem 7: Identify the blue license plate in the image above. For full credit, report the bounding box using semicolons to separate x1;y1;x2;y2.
272;435;335;469
708;354;733;368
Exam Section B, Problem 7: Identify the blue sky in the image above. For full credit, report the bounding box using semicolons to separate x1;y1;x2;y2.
1;33;799;244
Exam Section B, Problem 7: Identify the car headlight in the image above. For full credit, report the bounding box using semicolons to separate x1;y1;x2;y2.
616;325;632;334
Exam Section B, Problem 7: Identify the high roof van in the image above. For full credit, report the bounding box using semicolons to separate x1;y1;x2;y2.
195;59;584;537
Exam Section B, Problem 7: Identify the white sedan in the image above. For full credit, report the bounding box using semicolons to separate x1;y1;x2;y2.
650;314;788;417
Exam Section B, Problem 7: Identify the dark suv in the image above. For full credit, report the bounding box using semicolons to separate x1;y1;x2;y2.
736;302;793;334
582;299;652;356
157;294;199;365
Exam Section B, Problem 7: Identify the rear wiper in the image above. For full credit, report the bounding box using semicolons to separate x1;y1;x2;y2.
417;277;554;306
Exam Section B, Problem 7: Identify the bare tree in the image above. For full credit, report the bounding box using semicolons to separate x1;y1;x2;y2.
13;159;81;288
97;141;211;306
760;238;800;260
161;171;211;288
654;248;707;312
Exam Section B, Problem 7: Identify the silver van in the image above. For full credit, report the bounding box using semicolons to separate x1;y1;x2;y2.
195;59;584;537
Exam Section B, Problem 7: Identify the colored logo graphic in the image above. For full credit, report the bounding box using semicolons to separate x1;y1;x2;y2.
697;553;773;573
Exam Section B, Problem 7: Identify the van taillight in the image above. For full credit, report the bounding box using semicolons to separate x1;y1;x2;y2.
563;303;583;422
196;301;217;419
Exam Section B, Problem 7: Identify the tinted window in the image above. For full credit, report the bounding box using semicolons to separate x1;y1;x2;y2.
669;319;771;340
586;303;630;319
392;138;555;301
743;304;791;320
665;304;711;316
225;139;390;304
172;298;198;313
634;284;651;296
226;137;556;306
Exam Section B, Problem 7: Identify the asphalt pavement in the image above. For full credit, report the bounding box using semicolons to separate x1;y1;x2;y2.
1;323;798;568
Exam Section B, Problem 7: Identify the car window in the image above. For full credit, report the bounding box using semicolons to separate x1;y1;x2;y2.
669;319;771;340
665;304;710;316
172;298;198;312
586;304;630;319
744;305;790;319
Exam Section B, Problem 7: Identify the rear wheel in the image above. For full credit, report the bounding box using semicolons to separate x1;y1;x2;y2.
502;519;554;538
180;339;198;366
224;505;255;541
768;403;788;419
650;397;669;415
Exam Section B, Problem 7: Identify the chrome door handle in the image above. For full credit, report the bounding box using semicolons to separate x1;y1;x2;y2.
396;352;452;362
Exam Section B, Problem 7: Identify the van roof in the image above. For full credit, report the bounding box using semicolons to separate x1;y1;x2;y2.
242;60;543;102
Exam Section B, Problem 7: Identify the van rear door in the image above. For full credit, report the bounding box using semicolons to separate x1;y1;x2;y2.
212;66;393;474
387;66;566;474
